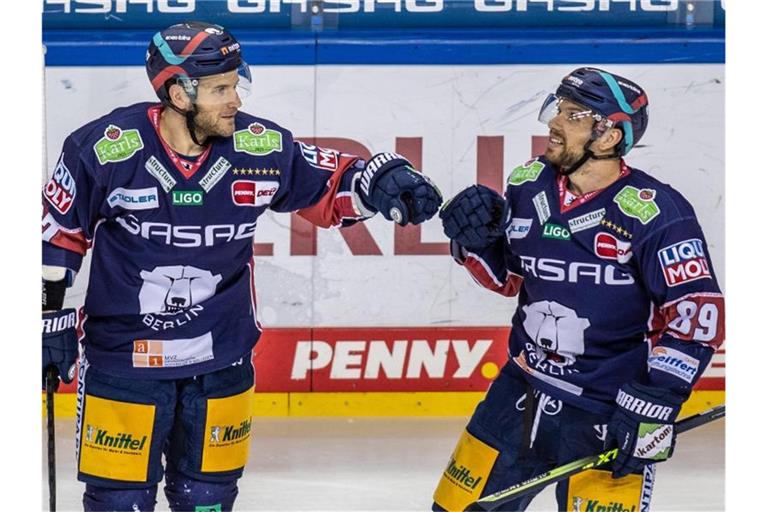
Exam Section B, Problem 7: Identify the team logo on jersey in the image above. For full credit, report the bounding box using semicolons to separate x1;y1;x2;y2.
93;125;144;165
613;186;660;225
594;232;633;263
521;301;590;366
506;218;532;240
542;223;571;241
507;159;545;186
532;191;551;224
145;156;176;192
568;208;605;233
233;123;282;156
657;238;711;287
107;187;159;210
138;265;222;315
231;180;279;207
199;157;231;192
44;155;76;214
298;142;340;171
648;346;700;384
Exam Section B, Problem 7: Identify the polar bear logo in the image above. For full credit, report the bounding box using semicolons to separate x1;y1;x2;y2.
138;265;222;314
522;301;590;366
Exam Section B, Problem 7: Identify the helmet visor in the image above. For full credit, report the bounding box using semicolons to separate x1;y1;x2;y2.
538;93;609;126
180;61;252;106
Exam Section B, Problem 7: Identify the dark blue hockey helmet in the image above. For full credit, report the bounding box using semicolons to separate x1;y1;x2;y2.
145;21;251;105
541;67;649;156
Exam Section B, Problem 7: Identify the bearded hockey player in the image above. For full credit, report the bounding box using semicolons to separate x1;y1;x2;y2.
433;68;724;511
41;21;441;511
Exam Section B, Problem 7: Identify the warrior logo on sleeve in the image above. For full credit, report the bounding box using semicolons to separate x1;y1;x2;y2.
138;265;222;315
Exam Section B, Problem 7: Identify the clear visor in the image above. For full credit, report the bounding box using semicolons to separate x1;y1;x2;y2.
178;61;252;105
537;93;612;128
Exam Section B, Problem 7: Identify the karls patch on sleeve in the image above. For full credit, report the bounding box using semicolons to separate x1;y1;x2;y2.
78;395;155;482
567;469;644;512
433;429;498;511
201;388;254;473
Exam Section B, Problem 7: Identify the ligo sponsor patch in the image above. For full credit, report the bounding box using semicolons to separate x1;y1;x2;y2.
533;191;551;225
233;122;282;156
542;223;571;241
594;232;632;263
613;186;660;225
172;190;204;206
507;159;545;186
568;208;605;233
506;218;533;240
231;180;280;207
634;423;674;460
44;155;76;214
648;346;700;384
94;125;144;165
299;142;340;171
657;238;711;287
107;187;159;210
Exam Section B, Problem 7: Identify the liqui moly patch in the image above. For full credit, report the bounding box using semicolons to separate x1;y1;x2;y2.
299;142;339;171
44;156;76;214
657;238;711;287
231;180;279;207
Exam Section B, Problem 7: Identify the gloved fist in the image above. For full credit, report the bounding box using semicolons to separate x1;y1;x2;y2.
358;153;442;225
607;381;684;478
439;184;505;250
42;308;79;390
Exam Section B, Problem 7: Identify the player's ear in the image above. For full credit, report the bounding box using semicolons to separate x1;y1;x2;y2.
168;82;192;111
594;127;623;156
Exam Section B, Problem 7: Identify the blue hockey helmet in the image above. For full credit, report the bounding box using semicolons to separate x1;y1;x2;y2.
545;67;649;156
145;21;251;105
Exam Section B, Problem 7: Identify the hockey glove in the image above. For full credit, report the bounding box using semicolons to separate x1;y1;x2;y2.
358;153;442;225
607;381;685;478
42;308;79;390
439;184;505;250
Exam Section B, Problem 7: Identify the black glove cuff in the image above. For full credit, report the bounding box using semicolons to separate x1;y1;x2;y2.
42;278;67;311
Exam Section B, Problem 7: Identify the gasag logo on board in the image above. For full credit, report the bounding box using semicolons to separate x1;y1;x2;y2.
94;125;144;165
44;155;76;214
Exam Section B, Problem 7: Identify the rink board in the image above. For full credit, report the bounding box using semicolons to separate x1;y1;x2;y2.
42;5;725;416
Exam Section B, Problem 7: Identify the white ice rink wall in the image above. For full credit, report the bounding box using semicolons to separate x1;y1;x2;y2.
42;0;725;414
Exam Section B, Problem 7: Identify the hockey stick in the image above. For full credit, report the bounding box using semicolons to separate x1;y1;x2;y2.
465;404;725;512
45;367;58;512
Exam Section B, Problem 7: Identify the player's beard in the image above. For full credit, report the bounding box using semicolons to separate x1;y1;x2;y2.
545;141;583;169
192;108;237;139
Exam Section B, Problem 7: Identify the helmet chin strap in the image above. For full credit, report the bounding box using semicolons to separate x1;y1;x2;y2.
165;101;208;148
559;133;619;176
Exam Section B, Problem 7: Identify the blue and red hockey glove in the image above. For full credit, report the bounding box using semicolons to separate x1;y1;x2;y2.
358;153;442;225
42;308;79;390
439;184;505;250
607;381;685;478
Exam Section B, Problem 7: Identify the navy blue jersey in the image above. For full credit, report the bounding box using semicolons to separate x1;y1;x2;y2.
42;102;370;378
453;157;724;414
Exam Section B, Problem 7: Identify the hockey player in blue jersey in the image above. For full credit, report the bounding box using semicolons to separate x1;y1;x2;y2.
41;21;441;511
433;68;724;511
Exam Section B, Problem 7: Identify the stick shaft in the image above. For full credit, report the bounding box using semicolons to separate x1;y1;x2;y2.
467;404;725;511
46;369;57;512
